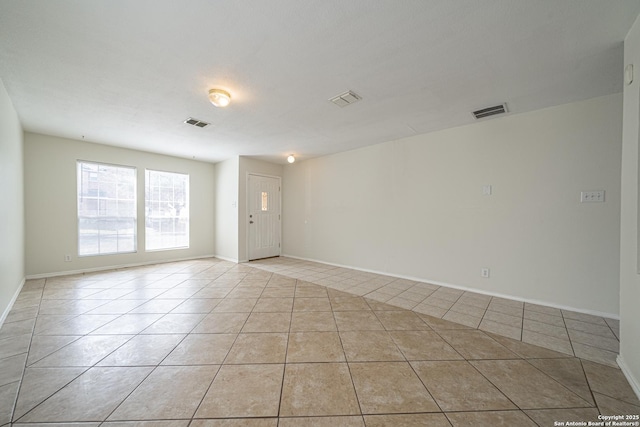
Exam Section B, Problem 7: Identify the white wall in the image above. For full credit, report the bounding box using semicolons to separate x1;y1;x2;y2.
238;157;284;262
619;14;640;398
24;132;215;276
214;157;239;262
283;93;622;316
0;79;25;324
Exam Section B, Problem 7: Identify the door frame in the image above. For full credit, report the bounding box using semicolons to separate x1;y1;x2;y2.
245;172;282;261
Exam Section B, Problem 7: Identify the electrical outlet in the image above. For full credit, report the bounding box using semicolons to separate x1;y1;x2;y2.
580;190;605;203
64;254;72;262
482;185;492;196
481;268;490;278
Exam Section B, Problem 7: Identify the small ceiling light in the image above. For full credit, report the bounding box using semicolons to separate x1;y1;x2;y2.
208;89;231;107
287;155;296;164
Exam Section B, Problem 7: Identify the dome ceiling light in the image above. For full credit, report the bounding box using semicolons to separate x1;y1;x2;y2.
208;88;231;107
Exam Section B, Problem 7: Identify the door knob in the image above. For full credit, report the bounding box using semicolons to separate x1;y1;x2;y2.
249;221;254;224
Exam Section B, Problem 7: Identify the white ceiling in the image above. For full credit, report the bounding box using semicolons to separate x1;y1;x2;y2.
1;1;639;164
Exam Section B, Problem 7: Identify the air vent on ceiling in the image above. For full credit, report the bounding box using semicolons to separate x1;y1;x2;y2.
184;117;210;128
472;103;508;120
329;90;362;107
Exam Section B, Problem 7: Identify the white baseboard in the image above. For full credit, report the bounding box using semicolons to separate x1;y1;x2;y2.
280;253;619;320
617;355;640;400
0;277;26;329
25;254;217;280
214;255;239;263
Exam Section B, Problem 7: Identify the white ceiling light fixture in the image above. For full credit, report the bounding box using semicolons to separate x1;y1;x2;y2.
287;155;295;164
208;88;231;107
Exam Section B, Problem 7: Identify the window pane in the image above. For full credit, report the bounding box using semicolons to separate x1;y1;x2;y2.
77;161;137;256
145;169;189;251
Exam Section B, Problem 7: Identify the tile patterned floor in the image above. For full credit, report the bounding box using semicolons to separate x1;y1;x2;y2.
0;257;637;426
250;257;621;367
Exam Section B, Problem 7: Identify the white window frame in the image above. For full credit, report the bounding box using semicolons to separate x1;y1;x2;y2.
77;161;137;257
145;169;190;251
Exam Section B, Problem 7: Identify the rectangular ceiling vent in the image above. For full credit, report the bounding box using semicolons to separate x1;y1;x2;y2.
329;90;362;107
184;117;210;128
472;103;508;119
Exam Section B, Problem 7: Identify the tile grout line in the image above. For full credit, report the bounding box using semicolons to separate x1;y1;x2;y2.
14;278;135;423
331;287;365;419
18;264;238;424
252;257;621;366
9;278;45;424
275;277;295;419
525;357;597;409
5;258;635;424
560;310;578;359
187;268;259;422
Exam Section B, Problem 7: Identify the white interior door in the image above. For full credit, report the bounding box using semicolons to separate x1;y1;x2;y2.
248;174;281;260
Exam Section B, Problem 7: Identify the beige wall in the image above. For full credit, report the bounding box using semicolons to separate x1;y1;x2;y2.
619;14;640;397
0;79;25;324
214;157;239;262
24;132;215;277
283;93;622;316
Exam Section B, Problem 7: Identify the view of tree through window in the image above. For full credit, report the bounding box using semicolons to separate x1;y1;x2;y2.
145;169;189;250
77;161;137;256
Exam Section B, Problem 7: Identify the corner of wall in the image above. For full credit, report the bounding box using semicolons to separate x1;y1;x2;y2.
214;157;240;261
619;11;640;403
0;278;25;329
0;77;26;328
618;355;640;400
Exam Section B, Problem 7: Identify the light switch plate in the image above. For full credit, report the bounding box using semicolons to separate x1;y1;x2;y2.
580;191;605;203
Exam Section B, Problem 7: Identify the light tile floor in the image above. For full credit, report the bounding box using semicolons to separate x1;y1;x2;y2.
0;257;637;426
250;257;621;367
